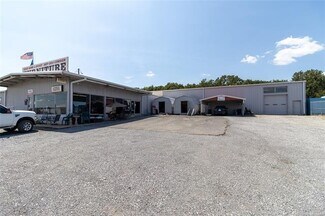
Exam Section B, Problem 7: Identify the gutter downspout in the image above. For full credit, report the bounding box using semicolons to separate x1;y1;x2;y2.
3;90;7;106
70;78;87;114
302;81;306;115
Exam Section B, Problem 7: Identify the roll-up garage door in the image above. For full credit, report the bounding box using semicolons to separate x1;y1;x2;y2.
264;95;288;115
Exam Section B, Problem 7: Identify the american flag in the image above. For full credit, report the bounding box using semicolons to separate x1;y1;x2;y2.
20;52;33;60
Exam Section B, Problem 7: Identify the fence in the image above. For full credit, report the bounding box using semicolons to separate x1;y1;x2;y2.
307;98;325;115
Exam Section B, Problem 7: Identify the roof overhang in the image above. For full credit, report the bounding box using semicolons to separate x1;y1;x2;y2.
200;95;246;103
0;71;150;95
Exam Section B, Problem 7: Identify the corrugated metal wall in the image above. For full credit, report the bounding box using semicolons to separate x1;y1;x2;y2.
307;98;325;115
5;78;68;110
148;82;306;115
173;96;199;114
160;88;204;100
152;97;174;114
73;82;143;101
4;78;147;114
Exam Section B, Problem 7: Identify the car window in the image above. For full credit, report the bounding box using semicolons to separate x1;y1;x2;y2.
0;105;8;114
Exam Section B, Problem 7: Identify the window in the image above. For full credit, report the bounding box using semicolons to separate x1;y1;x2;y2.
275;86;287;93
264;86;287;94
0;105;7;113
73;93;89;114
91;95;104;114
34;92;67;114
263;87;275;93
105;97;114;113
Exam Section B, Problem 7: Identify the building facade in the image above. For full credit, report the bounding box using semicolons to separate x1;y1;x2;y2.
0;71;150;123
151;81;306;115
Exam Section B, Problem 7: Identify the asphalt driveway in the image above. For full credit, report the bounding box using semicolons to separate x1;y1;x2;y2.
0;115;324;215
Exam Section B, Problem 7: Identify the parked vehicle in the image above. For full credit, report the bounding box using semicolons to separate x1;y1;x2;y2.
0;105;36;132
213;105;228;116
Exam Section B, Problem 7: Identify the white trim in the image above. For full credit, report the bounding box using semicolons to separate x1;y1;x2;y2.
70;78;87;114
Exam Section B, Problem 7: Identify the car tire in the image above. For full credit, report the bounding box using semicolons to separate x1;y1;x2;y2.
17;120;34;133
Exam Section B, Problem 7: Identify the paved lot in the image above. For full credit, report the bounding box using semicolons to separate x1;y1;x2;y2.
0;115;324;215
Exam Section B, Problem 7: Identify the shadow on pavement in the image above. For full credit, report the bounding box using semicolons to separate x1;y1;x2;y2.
35;116;152;134
0;130;39;138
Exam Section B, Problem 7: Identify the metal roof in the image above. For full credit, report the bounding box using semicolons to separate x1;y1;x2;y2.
0;71;150;94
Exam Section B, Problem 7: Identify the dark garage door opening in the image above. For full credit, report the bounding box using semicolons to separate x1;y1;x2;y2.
181;101;188;113
201;95;246;116
159;101;165;113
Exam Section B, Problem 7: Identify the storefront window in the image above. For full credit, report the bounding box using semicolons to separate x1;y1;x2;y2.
34;92;67;114
91;95;104;114
105;97;114;114
73;93;89;114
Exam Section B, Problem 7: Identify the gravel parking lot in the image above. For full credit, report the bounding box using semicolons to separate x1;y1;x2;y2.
0;115;324;215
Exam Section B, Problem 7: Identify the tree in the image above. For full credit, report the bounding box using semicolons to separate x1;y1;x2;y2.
198;79;215;87
141;70;324;94
215;75;243;86
165;82;184;90
292;69;325;98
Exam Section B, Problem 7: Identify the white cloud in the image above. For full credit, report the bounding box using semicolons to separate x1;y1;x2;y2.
124;76;133;84
146;71;155;77
264;50;273;55
124;76;133;80
241;55;258;64
202;73;211;77
273;36;324;65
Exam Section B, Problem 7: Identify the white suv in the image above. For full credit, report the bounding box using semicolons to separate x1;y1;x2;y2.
0;104;36;133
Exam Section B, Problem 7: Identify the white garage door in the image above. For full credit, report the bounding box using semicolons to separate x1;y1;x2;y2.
264;95;288;115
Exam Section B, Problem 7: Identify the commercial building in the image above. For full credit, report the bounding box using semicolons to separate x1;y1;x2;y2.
151;81;306;115
0;57;150;124
0;57;307;121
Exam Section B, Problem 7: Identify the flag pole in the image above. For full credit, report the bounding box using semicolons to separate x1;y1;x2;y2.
30;51;34;66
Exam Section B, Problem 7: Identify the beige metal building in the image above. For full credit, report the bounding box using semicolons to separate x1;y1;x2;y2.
151;96;174;114
173;95;200;115
152;81;306;115
0;71;150;123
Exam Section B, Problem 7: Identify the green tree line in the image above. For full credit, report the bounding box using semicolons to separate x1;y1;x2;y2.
142;69;325;98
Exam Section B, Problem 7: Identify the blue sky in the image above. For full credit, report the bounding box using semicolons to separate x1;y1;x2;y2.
0;0;324;89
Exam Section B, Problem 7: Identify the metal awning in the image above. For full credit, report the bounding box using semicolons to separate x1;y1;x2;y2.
0;71;150;94
200;95;246;103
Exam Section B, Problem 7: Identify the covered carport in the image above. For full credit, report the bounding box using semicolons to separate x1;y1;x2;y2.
200;95;246;115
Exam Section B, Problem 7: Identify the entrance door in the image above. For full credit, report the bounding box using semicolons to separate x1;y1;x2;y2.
264;95;288;115
135;102;140;114
181;101;188;113
159;101;165;113
293;100;301;115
